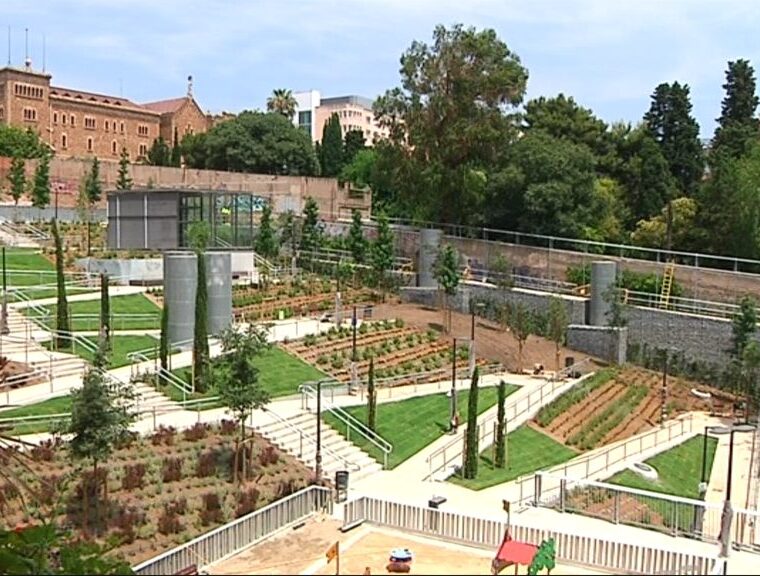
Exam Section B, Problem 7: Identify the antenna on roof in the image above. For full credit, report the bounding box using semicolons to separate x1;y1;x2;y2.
119;77;123;97
187;75;193;98
6;27;10;66
24;27;31;70
42;34;45;72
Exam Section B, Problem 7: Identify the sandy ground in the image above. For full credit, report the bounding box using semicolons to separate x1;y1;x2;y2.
210;518;609;576
372;303;594;374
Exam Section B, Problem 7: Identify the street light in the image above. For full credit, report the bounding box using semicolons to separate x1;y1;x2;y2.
350;305;358;394
450;337;458;433
315;381;323;484
469;302;485;377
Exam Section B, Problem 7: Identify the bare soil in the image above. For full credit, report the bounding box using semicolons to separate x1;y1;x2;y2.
0;358;44;390
370;303;592;373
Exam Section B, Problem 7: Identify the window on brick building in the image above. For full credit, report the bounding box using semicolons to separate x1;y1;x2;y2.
112;140;117;155
22;108;37;122
138;143;148;157
62;114;67;125
120;121;125;134
84;117;96;130
137;125;149;137
87;137;93;152
105;120;109;131
61;133;68;149
70;114;76;126
0;107;4;121
53;112;58;124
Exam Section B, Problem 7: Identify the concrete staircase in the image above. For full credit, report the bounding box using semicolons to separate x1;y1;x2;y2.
131;380;178;412
252;409;383;483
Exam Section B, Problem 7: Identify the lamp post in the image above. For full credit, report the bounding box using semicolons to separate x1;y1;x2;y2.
315;381;323;484
450;337;458;433
469;302;484;377
661;350;669;425
0;247;7;336
350;305;358;394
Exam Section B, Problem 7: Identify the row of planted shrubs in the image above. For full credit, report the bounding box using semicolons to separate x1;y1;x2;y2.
535;368;618;427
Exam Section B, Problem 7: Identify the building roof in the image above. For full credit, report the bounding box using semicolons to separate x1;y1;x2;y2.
321;95;374;109
49;85;155;114
142;97;189;114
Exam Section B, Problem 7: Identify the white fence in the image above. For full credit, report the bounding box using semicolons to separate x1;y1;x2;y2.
133;485;333;575
343;496;720;575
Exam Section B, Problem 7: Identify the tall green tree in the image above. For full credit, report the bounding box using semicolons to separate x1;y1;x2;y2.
367;357;377;431
507;303;532;373
463;367;480;479
0;125;48;158
340;148;376;190
115;147;132;190
278;210;298;256
51;219;70;348
374;24;528;224
254;202;279;260
643;82;703;197
299;197;323;259
547;297;569;373
266;88;297;117
731;296;757;359
320;113;344;177
147;137;171;166
99;273;110;350
68;341;136;529
7;155;26;210
371;211;395;300
347;209;368;264
171;127;182;167
741;341;760;422
495;379;507;469
31;153;50;209
159;303;169;372
712;59;759;159
434;244;460;334
84;157;102;256
343;128;366;164
213;324;270;482
189;222;210;392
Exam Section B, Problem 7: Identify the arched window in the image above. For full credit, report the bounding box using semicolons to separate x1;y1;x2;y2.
61;133;68;149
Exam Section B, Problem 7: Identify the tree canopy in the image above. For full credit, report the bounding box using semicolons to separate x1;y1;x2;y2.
266;88;297;117
320;113;344;177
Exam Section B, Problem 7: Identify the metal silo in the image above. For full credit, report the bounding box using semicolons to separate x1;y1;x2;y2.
206;251;232;335
589;260;618;326
163;251;197;345
418;228;442;288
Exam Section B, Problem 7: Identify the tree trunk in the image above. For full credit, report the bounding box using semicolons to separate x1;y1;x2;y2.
555;344;561;374
518;341;523;374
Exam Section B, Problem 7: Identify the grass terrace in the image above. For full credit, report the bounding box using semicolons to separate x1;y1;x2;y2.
323;384;519;469
0;395;72;435
44;335;160;369
449;425;577;490
30;293;161;331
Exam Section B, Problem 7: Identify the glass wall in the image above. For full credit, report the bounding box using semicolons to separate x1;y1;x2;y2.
178;191;263;248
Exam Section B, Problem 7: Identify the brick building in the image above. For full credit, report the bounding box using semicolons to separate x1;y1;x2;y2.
0;63;209;161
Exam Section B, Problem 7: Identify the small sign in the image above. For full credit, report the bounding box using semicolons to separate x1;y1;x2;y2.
502;500;511;514
326;541;339;563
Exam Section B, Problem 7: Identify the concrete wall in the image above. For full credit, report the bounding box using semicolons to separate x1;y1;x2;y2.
75;257;163;285
568;325;627;365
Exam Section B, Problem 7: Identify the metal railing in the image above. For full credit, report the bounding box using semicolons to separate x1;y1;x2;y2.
343;496;720;575
300;382;392;469
133;485;333;575
129;350;193;400
258;406;361;472
426;365;594;480
625;289;741;320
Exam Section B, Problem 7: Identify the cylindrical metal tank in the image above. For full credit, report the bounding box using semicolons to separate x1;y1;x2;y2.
206;251;232;335
589;261;618;326
163;251;197;345
418;228;443;288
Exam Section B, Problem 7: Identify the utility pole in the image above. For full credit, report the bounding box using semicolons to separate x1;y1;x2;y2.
450;337;457;433
316;381;323;484
350;305;357;394
661;350;669;425
0;247;8;336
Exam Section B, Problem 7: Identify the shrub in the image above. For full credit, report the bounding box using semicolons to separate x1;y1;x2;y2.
196;451;218;478
220;419;237;435
184;422;210;442
162;457;183;483
236;487;260;518
258;446;280;467
276;479;299;499
358;323;369;335
395;318;405;328
113;505;146;543
158;505;182;535
151;425;176;446
200;492;224;526
331;357;345;369
316;354;329;365
121;463;146;490
30;439;57;462
304;334;318;347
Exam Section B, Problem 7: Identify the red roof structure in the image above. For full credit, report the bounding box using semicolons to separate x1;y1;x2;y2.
143;97;189;114
491;533;538;575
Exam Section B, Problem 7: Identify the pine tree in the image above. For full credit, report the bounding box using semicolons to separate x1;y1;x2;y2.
548;297;569;373
147;137;171;166
51;219;70;349
255;202;278;260
8;155;26;209
371;211;394;300
159;303;169;372
344;129;366;165
115;147;132;190
189;222;211;392
99;273;110;351
85;158;102;256
347;209;368;264
507;303;532;373
731;296;758;359
299;197;323;264
713;59;759;159
31;153;50;209
463;367;480;479
643;82;704;197
495;379;507;468
319;113;344;176
171;127;182;167
367;357;377;431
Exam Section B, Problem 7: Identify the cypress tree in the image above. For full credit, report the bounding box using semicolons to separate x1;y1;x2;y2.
189;223;211;392
160;303;169;372
712;59;759;159
347;208;368;264
8;155;26;209
319;113;344;176
99;273;110;351
116;147;133;190
463;367;480;479
367;357;377;431
495;379;507;468
31;153;50;209
255;202;278;260
51;219;70;348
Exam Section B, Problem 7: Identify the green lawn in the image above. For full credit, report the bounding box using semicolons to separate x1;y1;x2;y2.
324;384;520;469
43;335;159;369
607;435;718;499
0;395;71;435
31;294;161;330
450;425;577;490
164;346;327;407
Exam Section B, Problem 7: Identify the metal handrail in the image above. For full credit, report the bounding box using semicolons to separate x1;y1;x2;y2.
259;406;361;472
128;351;193;398
300;382;392;469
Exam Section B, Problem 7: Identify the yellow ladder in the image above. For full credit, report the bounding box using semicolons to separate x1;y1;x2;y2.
659;261;675;309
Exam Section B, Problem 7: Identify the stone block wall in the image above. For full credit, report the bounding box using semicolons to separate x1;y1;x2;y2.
567;325;627;364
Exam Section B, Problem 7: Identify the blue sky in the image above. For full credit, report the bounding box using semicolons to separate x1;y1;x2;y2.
2;0;759;137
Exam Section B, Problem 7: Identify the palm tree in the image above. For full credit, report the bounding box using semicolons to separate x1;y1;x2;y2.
267;89;298;118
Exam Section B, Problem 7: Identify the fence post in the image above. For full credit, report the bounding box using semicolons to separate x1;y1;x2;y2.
559;479;566;512
614;491;620;524
534;474;543;507
152;407;156;430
